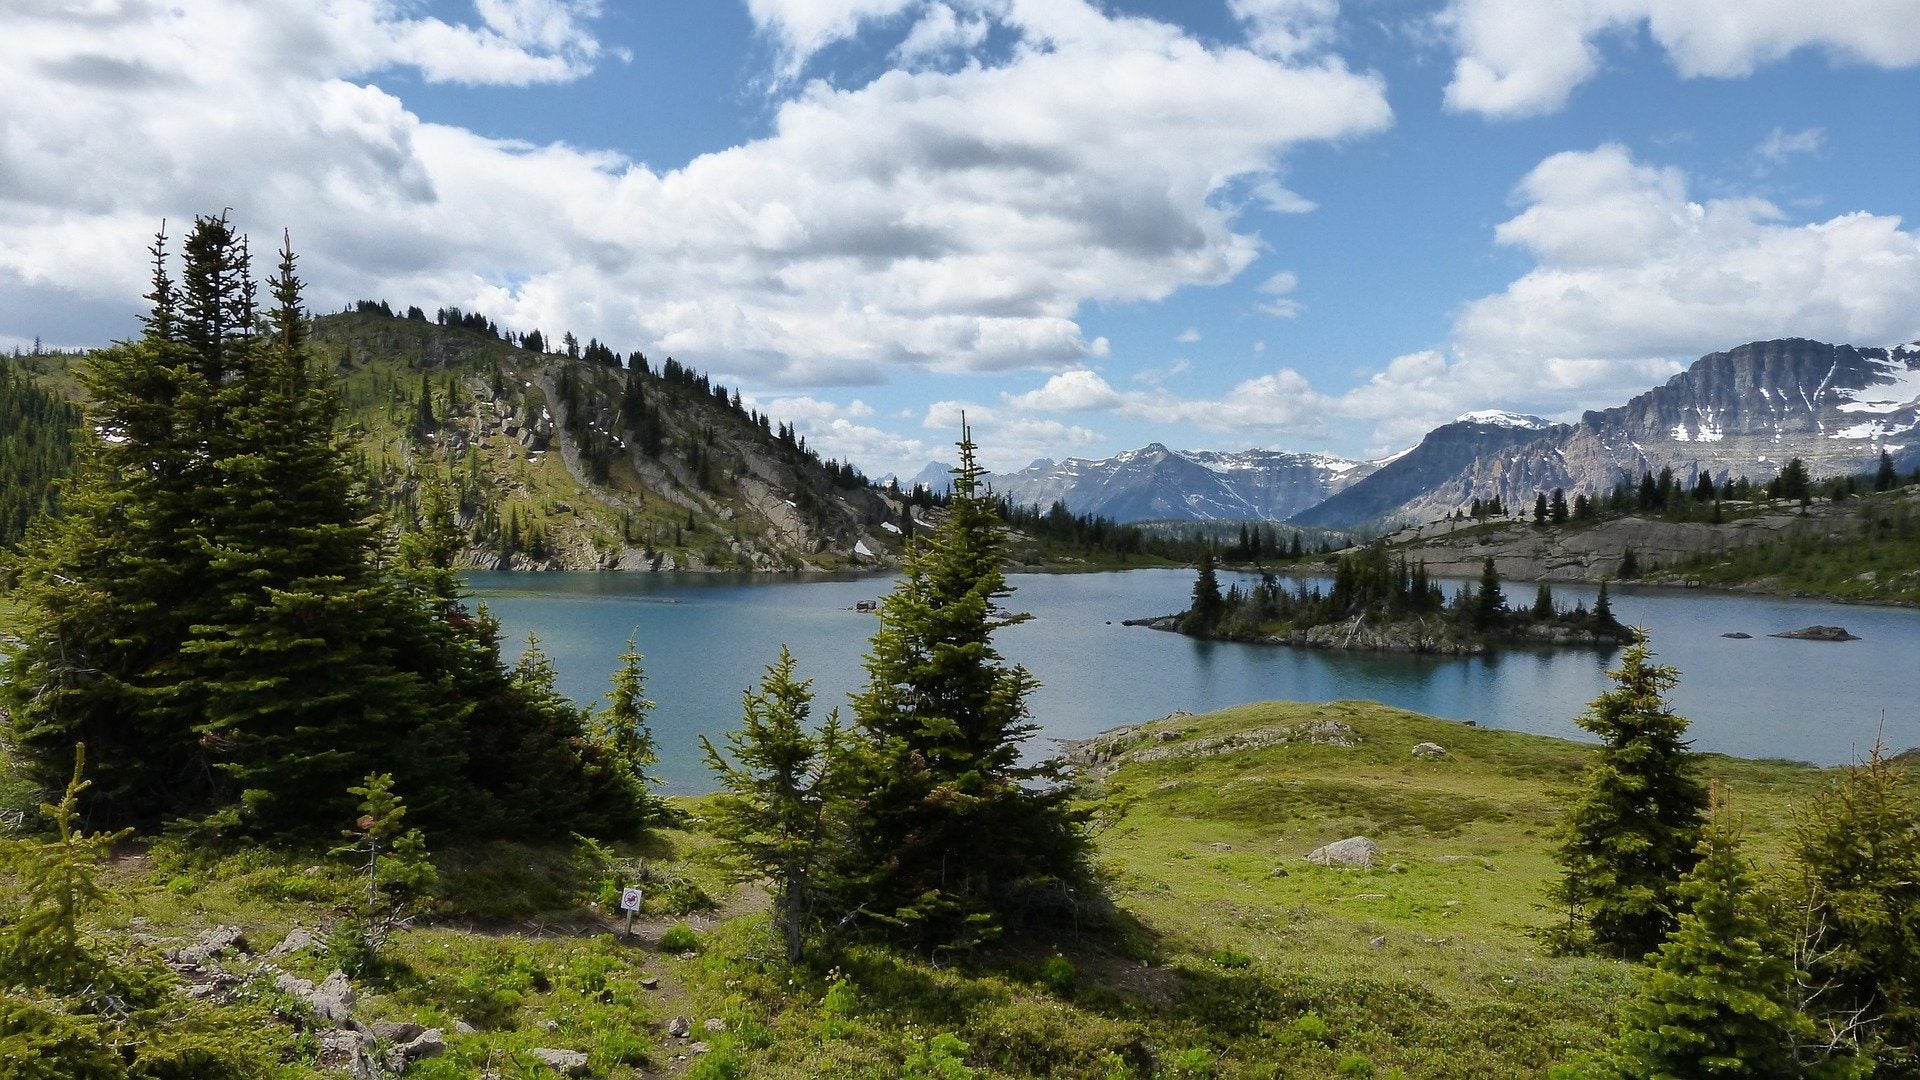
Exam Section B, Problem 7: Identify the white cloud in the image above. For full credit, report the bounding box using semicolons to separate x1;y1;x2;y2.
1176;327;1201;343
923;399;1103;473
745;0;917;78
1441;0;1920;118
1255;269;1302;318
1755;125;1825;164
1330;144;1920;449
1002;366;1333;441
0;0;1392;390
895;2;990;64
1460;144;1920;362
1230;0;1340;60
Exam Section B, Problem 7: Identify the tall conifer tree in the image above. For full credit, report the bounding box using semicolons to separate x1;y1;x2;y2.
841;425;1094;947
1549;631;1709;958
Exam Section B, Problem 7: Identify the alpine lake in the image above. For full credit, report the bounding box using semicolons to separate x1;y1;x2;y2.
465;568;1920;794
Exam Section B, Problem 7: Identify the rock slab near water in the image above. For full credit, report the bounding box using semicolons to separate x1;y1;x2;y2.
1770;625;1860;642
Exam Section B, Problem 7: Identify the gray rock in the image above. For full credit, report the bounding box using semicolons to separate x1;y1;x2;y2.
1307;837;1380;868
371;1020;424;1044
1411;742;1446;759
452;1019;478;1036
169;924;249;967
268;927;322;959
667;1015;691;1038
1368;935;1387;949
1771;625;1860;641
388;1028;445;1070
314;971;358;1026
704;1017;727;1033
316;1027;378;1080
530;1048;590;1076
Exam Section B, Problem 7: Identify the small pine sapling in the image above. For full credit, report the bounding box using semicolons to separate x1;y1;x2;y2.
329;773;434;975
0;745;131;995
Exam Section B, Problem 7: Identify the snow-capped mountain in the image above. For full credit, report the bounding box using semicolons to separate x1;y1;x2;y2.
990;444;1378;523
1294;339;1920;529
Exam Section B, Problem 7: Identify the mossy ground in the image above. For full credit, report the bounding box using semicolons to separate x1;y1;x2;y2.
3;700;1876;1077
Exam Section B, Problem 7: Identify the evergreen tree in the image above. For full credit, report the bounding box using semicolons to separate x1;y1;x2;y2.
2;216;646;843
1181;549;1226;635
1531;583;1556;619
840;424;1095;948
1548;632;1709;958
1874;451;1898;493
1471;556;1506;631
596;635;665;823
1550;487;1570;524
1790;744;1920;1074
701;647;849;962
1606;792;1845;1079
1593;579;1621;631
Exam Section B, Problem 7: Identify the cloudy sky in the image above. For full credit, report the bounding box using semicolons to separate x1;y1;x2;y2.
4;1;1917;476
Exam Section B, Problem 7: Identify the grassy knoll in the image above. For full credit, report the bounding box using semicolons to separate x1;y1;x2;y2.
4;700;1872;1077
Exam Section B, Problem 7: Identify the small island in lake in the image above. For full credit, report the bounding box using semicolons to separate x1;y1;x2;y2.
1134;546;1635;654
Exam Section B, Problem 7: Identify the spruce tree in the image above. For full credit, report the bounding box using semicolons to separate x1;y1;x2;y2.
1791;743;1920;1074
1471;556;1506;631
596;635;665;823
702;646;848;962
1606;792;1844;1079
1548;631;1709;958
1181;549;1226;635
841;425;1095;947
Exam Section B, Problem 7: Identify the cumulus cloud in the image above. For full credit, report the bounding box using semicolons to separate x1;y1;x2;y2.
0;0;1392;391
1331;144;1920;449
1001;367;1333;441
1460;144;1920;362
1255;270;1302;317
1441;0;1920;118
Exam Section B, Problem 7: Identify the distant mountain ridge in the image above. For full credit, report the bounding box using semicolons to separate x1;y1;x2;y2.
987;443;1377;524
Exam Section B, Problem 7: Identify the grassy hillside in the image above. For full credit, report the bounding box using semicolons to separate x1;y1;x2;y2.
4;699;1867;1078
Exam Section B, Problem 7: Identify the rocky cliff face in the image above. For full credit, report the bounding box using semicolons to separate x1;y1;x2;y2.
992;443;1376;523
1297;339;1920;529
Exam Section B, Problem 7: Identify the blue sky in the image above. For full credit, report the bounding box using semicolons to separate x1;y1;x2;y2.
3;1;1916;476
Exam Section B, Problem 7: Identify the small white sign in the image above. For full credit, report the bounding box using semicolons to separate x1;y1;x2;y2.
619;886;644;913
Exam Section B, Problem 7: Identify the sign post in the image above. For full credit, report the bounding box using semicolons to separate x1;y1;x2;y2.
619;885;644;937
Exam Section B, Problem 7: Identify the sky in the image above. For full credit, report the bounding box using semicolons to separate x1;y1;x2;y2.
3;1;1918;478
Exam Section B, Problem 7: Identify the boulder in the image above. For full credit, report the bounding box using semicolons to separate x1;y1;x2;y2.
530;1048;590;1076
371;1020;424;1045
268;927;322;959
1307;837;1380;868
388;1028;445;1071
1411;742;1446;759
667;1016;691;1038
276;970;358;1028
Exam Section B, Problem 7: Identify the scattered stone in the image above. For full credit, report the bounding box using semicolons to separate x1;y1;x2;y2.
689;1041;711;1054
1721;632;1752;639
277;970;358;1028
1387;863;1408;874
371;1020;424;1045
268;927;322;959
1307;837;1380;868
170;925;250;968
529;1048;590;1076
1434;855;1496;871
1352;893;1388;901
541;1019;560;1032
1771;625;1859;642
1411;742;1447;759
452;1020;477;1036
1155;729;1184;742
316;1027;378;1080
1208;842;1232;852
667;1016;692;1039
387;1028;445;1071
704;1018;727;1033
1269;866;1290;878
1368;935;1387;949
639;977;660;990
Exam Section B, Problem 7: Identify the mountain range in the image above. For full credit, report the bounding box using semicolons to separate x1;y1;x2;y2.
917;338;1920;531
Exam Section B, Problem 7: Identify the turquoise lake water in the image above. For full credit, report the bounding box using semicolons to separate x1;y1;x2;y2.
465;569;1920;792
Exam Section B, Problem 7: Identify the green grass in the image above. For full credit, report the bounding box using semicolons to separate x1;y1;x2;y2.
4;698;1879;1078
